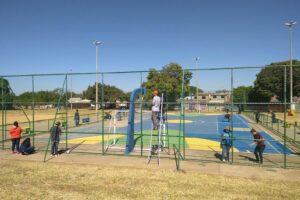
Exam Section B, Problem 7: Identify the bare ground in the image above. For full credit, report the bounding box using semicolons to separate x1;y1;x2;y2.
0;148;299;183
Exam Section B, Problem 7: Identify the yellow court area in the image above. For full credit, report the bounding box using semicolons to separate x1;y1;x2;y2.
61;135;123;144
167;120;193;123
185;137;239;152
165;112;225;116
204;113;223;116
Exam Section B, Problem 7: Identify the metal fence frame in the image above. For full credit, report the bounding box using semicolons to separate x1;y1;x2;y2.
1;65;300;170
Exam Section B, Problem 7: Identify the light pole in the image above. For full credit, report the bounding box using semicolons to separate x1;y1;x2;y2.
195;57;199;113
93;41;102;119
70;69;72;111
284;21;296;115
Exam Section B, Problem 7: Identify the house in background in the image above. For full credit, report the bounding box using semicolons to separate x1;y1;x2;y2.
183;91;231;112
68;97;91;109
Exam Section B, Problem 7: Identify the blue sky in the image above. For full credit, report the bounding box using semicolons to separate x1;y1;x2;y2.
0;0;299;95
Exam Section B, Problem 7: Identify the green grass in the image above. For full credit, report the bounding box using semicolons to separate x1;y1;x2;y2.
105;129;188;149
175;113;204;117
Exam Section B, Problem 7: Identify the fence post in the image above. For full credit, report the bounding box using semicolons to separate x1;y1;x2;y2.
283;66;287;168
65;74;68;150
32;76;35;146
1;78;4;150
101;73;105;154
177;70;185;171
140;72;143;156
230;69;234;164
294;122;297;142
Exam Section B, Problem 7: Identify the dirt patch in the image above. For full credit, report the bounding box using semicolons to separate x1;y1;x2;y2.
0;149;299;183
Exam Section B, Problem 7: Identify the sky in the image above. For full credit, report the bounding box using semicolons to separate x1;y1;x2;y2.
0;0;299;95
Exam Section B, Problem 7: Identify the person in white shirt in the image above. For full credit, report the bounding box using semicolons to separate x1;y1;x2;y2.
151;90;160;130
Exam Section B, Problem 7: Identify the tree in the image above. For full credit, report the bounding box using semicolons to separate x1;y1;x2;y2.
233;86;253;103
18;89;81;104
0;78;14;109
142;63;193;104
18;92;33;103
82;83;130;108
188;86;203;96
250;60;300;102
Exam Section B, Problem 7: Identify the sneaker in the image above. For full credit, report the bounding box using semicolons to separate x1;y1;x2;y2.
222;159;225;162
55;154;58;157
50;154;54;157
12;151;15;154
17;151;20;154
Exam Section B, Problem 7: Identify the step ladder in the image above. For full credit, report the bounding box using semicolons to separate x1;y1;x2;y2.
147;93;169;165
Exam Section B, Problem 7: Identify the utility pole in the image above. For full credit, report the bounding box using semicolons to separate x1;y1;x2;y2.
284;21;296;115
93;41;102;119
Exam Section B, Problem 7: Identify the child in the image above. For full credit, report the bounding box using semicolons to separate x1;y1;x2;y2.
20;137;35;155
220;126;231;162
9;121;22;154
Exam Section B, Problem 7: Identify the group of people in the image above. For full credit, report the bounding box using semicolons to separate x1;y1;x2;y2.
8;100;268;164
220;126;266;164
255;110;277;124
151;90;166;130
8;120;62;157
9;121;35;155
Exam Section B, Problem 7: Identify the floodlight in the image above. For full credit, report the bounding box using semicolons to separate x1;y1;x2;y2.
284;21;297;27
93;41;102;45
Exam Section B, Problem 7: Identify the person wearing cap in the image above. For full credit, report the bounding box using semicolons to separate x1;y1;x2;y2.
9;121;22;154
248;128;266;164
220;126;231;162
49;121;62;157
151;90;160;130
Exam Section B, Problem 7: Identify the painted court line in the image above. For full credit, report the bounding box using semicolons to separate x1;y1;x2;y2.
61;135;123;144
238;115;291;154
266;140;281;154
167;120;193;123
253;122;291;154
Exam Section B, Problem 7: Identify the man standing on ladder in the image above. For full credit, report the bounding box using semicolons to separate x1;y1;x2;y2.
160;91;167;123
151;90;160;130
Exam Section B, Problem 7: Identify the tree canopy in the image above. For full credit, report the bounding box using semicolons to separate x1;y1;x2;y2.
250;60;300;102
0;78;14;108
142;63;193;103
188;86;203;96
82;83;130;104
18;89;80;103
233;86;253;103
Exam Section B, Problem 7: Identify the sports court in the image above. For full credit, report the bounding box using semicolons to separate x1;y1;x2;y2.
40;112;294;156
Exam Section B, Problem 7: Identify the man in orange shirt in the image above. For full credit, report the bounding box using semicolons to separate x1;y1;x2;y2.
9;121;22;154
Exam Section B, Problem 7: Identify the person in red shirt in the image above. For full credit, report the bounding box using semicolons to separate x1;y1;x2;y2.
248;128;266;164
9;121;22;154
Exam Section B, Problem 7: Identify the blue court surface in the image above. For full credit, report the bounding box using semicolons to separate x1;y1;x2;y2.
60;113;293;155
167;113;293;155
